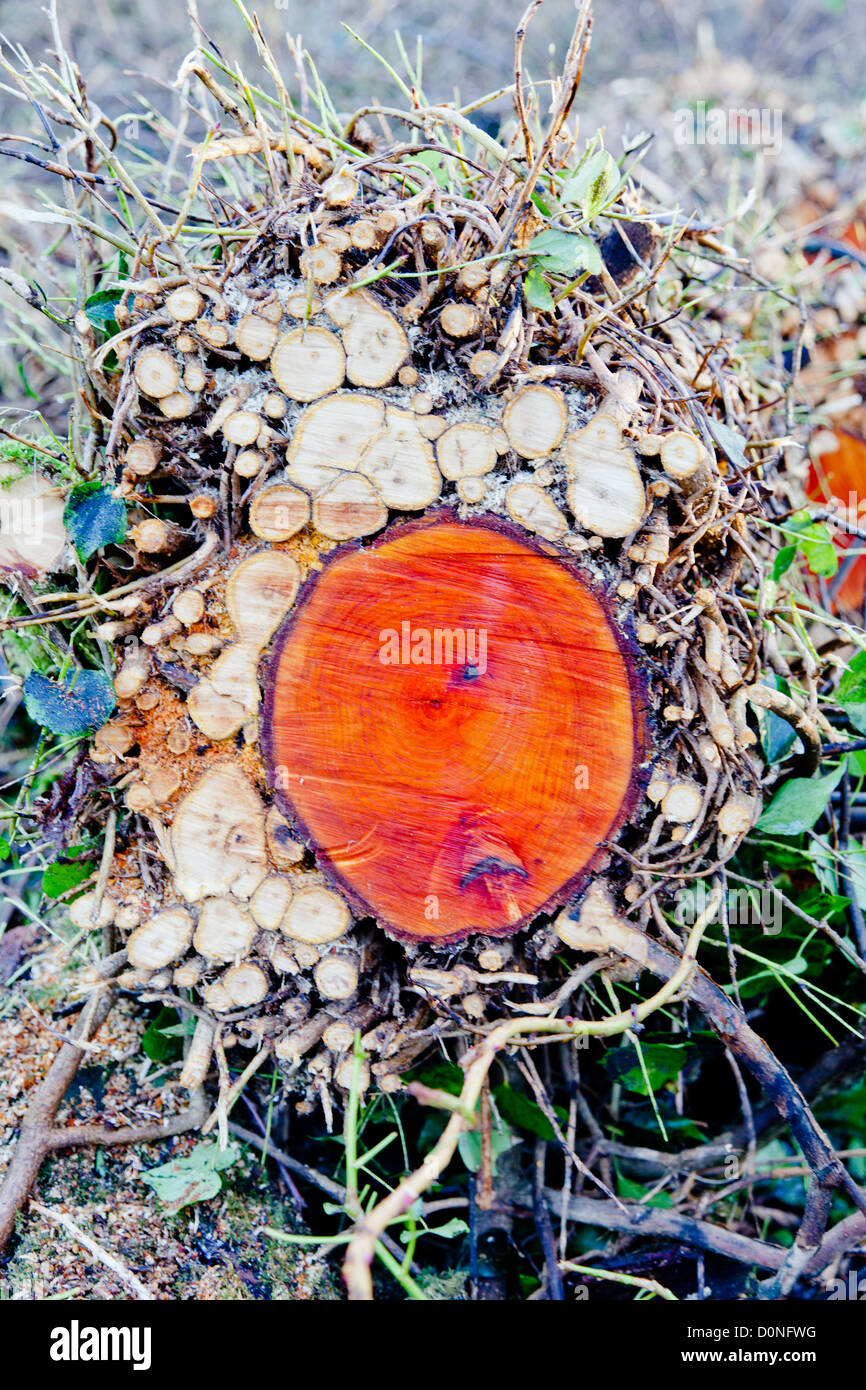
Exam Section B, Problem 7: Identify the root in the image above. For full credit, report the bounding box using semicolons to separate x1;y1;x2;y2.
341;897;714;1299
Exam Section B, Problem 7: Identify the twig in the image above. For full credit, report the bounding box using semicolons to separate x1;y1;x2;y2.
30;1200;155;1300
227;1122;345;1202
545;1189;788;1273
745;683;821;773
559;1259;677;1300
837;768;866;959
760;1181;833;1299
92;808;117;955
201;1043;272;1137
44;1093;208;1152
533;1140;564;1299
0;964;205;1250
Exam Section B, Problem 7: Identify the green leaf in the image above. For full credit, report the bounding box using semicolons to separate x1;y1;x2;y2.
409;1059;464;1095
142;1007;184;1062
561;150;619;217
787;513;838;578
837;653;866;732
837;651;866;704
43;859;94;898
158;1019;198;1038
772;545;797;582
408;149;450;188
0;836;10;860
757;763;846;835
523;264;554;311
140;1141;239;1213
797;887;851;923
617;1174;673;1208
84;288;122;329
840;704;866;735
603;1042;688;1095
527;229;603;276
755;674;800;764
23;668;116;737
457;1121;516;1174
400;1217;468;1243
63;481;126;561
493;1082;564;1141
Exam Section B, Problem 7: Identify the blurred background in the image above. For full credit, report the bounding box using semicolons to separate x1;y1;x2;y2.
0;0;863;182
0;0;863;123
1;0;863;421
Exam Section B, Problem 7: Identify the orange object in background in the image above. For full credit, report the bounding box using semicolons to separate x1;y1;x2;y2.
263;514;645;944
802;208;866;269
826;213;866;260
807;428;866;610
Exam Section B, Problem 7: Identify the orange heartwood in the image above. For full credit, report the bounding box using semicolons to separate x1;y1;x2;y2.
263;514;646;942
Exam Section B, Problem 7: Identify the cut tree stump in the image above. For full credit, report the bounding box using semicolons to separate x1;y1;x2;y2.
4;26;778;1132
262;514;645;942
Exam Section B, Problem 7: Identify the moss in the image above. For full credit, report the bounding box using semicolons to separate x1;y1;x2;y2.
416;1268;469;1300
1;1136;341;1301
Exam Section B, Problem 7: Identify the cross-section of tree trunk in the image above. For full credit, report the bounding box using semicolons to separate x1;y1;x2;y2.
262;514;644;942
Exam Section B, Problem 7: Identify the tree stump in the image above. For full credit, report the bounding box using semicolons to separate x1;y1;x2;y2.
5;29;775;1116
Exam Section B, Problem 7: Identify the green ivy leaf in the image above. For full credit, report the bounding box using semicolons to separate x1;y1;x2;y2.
142;1007;185;1062
523;264;555;311
23;668;116;736
408;149;450;188
83;288;123;330
140;1141;239;1213
840;706;866;735
838;650;866;703
755;674;800;764
409;1059;464;1095
787;513;838;577
527;229;603;276
757;763;846;836
42;859;94;898
159;1019;198;1037
836;652;866;732
63;481;126;561
617;1174;673;1208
